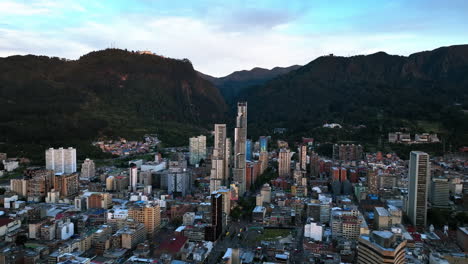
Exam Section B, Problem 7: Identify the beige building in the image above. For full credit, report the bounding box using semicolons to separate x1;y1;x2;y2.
80;158;95;179
278;148;291;177
53;173;79;198
128;201;161;235
10;179;28;196
119;222;147;249
357;231;406;264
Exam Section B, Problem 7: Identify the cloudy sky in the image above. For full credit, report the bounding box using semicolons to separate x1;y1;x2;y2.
1;0;468;76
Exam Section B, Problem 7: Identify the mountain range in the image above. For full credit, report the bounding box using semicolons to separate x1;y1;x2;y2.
198;65;300;102
0;49;226;153
237;45;468;147
1;45;467;161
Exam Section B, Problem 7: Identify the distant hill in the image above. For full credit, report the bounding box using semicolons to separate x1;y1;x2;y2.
238;45;468;147
0;49;227;151
199;65;300;102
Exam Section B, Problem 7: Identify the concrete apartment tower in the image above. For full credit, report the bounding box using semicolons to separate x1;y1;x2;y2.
80;158;95;180
210;124;227;193
189;135;207;165
233;102;247;196
278;148;291;177
407;151;430;231
45;147;77;175
129;163;138;192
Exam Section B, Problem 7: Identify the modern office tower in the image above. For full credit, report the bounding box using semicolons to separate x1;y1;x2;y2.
139;171;152;186
167;169;191;197
357;231;407;264
45;147;77;174
129;163;138;192
259;136;268;152
233;102;247;196
205;193;223;241
80;158;95;180
299;145;307;171
408;151;430;230
189;135;207;165
278;148;291;177
128;201;161;235
246;139;252;161
430;177;450;208
210;124;227;193
53;173;79;198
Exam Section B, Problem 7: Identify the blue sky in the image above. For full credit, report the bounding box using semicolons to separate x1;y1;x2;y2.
1;0;467;76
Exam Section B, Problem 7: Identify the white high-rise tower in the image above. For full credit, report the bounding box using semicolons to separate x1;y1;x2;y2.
407;151;430;231
45;147;76;175
233;102;247;196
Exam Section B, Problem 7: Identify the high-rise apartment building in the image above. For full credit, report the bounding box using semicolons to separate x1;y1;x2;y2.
128;201;161;235
233;102;247;196
189;135;207;165
407;151;430;230
278;148;291;177
45;147;77;174
53;173;79;198
10;179;28;196
357;231;406;264
299;145;307;171
332;144;363;161
129;163;138;192
210;124;227;193
80;158;95;180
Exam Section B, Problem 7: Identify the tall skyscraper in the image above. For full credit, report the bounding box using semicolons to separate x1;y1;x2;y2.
189;135;207;165
299;145;307;171
278;148;291;177
210;124;227;193
205;193;223;241
80;158;95;180
225;137;232;183
45;147;77;174
408;151;430;230
129;163;138;192
233;102;247;196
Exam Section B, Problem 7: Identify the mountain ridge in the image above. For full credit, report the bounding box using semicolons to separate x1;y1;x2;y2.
199;65;301;102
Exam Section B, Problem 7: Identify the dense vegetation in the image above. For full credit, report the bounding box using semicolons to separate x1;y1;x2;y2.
0;49;227;161
237;45;468;150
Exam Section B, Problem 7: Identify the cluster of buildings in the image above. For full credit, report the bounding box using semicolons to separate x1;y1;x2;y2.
388;132;440;144
92;134;160;156
0;101;467;264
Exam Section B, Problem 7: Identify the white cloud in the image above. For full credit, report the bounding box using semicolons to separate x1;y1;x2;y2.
0;14;460;76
